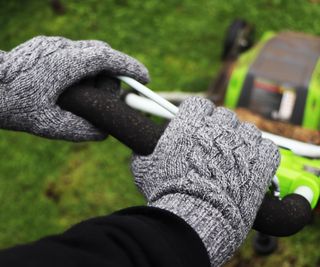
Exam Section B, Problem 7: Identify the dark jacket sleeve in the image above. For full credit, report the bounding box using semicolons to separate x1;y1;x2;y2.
0;206;210;267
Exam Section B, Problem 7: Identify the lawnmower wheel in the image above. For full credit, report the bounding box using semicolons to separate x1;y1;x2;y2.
221;19;255;60
253;233;278;255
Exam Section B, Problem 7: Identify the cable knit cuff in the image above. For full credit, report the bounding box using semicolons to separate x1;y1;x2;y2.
151;193;246;267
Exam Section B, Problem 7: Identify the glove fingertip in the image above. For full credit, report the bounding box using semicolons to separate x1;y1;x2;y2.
123;60;151;84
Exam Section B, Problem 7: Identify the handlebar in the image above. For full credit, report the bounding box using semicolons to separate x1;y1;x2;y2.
57;78;312;237
58;78;163;155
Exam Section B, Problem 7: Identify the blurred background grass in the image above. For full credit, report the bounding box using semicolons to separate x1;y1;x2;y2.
0;0;319;266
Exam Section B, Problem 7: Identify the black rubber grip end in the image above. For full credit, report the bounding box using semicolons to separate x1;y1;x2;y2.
253;193;312;236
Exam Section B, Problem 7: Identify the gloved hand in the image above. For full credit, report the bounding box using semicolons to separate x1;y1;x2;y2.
132;97;280;267
0;36;149;141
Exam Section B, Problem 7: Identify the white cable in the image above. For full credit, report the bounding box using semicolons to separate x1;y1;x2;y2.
157;92;206;102
125;93;175;119
117;76;179;116
261;131;320;158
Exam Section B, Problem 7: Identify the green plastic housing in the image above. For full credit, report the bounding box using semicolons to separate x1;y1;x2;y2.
278;149;320;209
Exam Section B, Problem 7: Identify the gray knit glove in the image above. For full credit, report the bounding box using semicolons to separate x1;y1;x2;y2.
132;97;280;267
0;36;149;141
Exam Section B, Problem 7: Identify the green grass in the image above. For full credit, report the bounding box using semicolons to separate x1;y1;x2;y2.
0;132;145;246
0;0;320;266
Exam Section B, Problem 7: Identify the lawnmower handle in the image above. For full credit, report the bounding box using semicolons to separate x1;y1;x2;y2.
57;82;312;237
58;82;164;155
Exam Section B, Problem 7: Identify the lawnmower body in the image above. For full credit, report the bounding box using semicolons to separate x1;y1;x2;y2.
220;31;320;209
225;31;320;130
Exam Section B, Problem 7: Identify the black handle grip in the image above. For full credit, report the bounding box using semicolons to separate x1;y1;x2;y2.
58;79;163;155
58;80;312;236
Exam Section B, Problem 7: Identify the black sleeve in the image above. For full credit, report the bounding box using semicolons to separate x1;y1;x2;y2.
0;206;210;267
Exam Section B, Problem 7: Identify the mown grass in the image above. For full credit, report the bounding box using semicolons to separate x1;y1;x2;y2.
0;0;319;266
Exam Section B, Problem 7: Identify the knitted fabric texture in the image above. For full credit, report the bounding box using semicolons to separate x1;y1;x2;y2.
132;97;280;266
0;36;149;141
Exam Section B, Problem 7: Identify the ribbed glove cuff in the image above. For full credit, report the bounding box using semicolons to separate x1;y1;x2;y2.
151;193;246;267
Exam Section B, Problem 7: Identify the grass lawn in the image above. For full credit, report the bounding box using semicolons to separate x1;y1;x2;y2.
0;0;319;266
